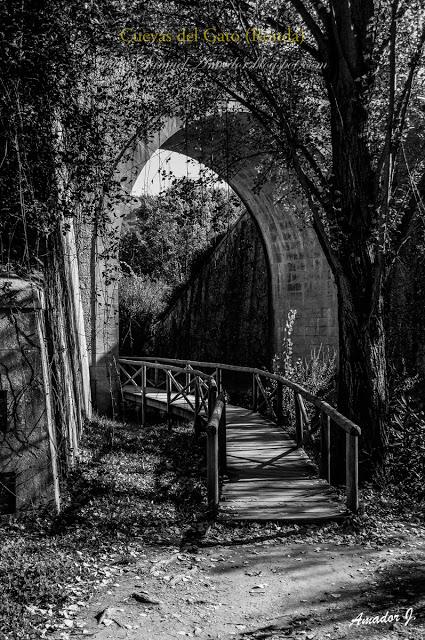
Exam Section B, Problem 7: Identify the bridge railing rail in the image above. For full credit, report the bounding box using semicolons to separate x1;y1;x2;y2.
119;358;215;430
123;356;361;513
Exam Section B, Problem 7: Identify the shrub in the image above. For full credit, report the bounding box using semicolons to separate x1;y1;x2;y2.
383;376;425;515
272;310;337;426
119;274;169;353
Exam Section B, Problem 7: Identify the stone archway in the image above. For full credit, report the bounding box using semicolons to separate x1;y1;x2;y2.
86;113;337;412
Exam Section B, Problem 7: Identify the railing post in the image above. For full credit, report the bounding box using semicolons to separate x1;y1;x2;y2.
294;392;303;447
185;364;191;390
276;382;283;425
320;413;331;484
252;373;258;411
218;396;226;473
208;379;217;418
215;367;222;394
207;421;219;515
154;360;159;388
194;377;201;437
346;431;359;513
140;365;146;426
166;371;171;428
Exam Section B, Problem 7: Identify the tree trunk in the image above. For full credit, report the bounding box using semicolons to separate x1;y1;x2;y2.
335;273;389;481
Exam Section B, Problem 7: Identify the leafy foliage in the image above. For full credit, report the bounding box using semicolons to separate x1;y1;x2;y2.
272;310;337;425
119;275;170;353
120;177;242;285
119;177;243;351
130;0;425;470
383;379;425;512
1;411;424;638
2;0;425;480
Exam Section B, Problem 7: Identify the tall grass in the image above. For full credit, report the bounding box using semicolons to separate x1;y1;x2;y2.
119;274;169;353
272;309;337;425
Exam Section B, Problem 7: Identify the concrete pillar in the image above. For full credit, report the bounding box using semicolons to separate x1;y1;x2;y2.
0;276;60;513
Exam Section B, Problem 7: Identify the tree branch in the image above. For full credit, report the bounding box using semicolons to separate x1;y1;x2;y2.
309;0;331;27
392;21;425;153
392;146;425;257
287;0;328;54
329;0;358;72
266;16;323;61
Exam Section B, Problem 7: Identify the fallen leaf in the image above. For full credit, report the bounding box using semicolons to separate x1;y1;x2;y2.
132;591;162;605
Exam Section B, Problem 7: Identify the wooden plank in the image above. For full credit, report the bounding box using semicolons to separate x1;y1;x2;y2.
123;387;208;422
220;509;347;522
276;382;283;425
222;405;346;521
207;421;219;514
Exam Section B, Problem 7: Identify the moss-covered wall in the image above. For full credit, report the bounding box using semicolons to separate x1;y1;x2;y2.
154;213;272;368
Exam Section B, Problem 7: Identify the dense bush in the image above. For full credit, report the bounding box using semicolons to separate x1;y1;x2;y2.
384;377;425;514
272;309;337;426
119;274;169;354
119;177;242;286
119;177;243;352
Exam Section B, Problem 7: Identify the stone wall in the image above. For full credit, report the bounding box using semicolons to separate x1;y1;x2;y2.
155;213;272;368
0;222;91;514
0;277;60;513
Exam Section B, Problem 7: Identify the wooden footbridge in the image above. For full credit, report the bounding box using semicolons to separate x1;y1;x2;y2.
119;357;361;522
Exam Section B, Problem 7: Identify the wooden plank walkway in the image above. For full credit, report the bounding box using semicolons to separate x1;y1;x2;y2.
221;405;346;521
123;386;347;522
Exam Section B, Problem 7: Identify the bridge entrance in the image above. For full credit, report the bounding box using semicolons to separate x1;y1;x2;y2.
119;356;360;519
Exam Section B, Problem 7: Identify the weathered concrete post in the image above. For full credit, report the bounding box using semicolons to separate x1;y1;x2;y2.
0;276;60;514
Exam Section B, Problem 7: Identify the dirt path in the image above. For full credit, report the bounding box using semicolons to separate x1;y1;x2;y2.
74;533;425;640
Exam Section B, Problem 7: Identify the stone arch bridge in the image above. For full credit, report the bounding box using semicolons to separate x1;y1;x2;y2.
84;111;337;411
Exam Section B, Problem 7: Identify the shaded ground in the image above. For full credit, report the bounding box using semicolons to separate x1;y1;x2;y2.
1;418;425;640
77;535;425;640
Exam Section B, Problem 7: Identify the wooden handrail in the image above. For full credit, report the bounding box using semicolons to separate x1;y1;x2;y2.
119;359;214;432
123;356;361;437
119;358;213;382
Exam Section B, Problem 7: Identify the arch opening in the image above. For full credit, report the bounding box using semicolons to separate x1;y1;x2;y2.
88;113;338;411
119;149;272;369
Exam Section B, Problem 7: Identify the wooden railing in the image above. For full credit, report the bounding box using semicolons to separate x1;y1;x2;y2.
122;356;361;513
119;358;215;431
119;358;226;513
